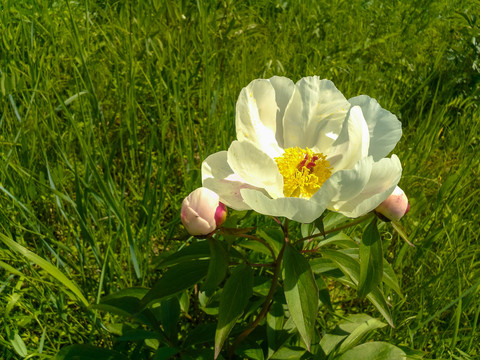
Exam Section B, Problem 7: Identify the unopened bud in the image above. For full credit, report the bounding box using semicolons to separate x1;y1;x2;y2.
375;186;410;222
181;187;227;236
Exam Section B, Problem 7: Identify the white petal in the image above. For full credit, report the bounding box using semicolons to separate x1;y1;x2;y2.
235;79;284;158
240;188;329;223
283;77;350;152
349;95;402;161
227;141;284;198
269;76;295;148
312;156;374;207
334;155;402;217
202;151;257;210
325;105;370;171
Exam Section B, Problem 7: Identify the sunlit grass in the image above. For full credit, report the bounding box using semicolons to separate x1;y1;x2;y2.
0;0;479;358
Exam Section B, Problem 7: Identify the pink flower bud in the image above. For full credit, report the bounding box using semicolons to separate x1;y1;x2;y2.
375;186;410;222
181;187;227;236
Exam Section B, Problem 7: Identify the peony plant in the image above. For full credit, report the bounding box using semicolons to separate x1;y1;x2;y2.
60;77;418;360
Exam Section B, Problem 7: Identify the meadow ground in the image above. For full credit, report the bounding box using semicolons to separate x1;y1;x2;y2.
0;0;479;358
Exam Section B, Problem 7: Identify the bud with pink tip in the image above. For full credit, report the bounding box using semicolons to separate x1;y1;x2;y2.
375;186;410;222
181;187;227;236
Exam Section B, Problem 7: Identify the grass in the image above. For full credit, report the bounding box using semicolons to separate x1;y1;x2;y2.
0;0;479;358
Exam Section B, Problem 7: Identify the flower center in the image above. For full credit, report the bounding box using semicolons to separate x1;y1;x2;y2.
275;147;332;198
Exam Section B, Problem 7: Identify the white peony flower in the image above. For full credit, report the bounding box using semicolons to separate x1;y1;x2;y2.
202;76;402;223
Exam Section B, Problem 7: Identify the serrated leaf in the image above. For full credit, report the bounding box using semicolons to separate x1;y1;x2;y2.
282;244;318;351
140;260;209;309
215;263;253;359
202;238;228;292
358;219;383;299
337;341;406;360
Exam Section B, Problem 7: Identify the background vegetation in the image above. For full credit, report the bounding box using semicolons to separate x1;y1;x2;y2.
0;0;479;358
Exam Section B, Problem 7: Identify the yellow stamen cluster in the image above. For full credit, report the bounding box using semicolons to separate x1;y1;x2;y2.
275;147;332;198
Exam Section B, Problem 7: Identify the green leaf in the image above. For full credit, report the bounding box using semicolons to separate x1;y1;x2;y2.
267;299;286;357
253;276;273;297
382;262;403;298
282;243;319;351
153;347;180;360
321;249;394;327
183;322;216;347
54;344;129;360
0;260;25;278
140;260;209;309
337;342;406;360
158;296;180;340
8;330;28;358
269;345;306;359
321;250;361;282
96;287;148;316
202;238;229;292
0;233;89;307
116;329;162;341
153;241;210;269
320;314;375;355
257;228;285;257
215;263;253;359
301;222;316;238
316;232;358;249
337;317;387;353
310;258;340;274
316;276;333;310
323;211;349;230
391;220;413;246
358;218;383;299
96;288;165;333
235;342;265;360
237;238;274;256
314;216;326;237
